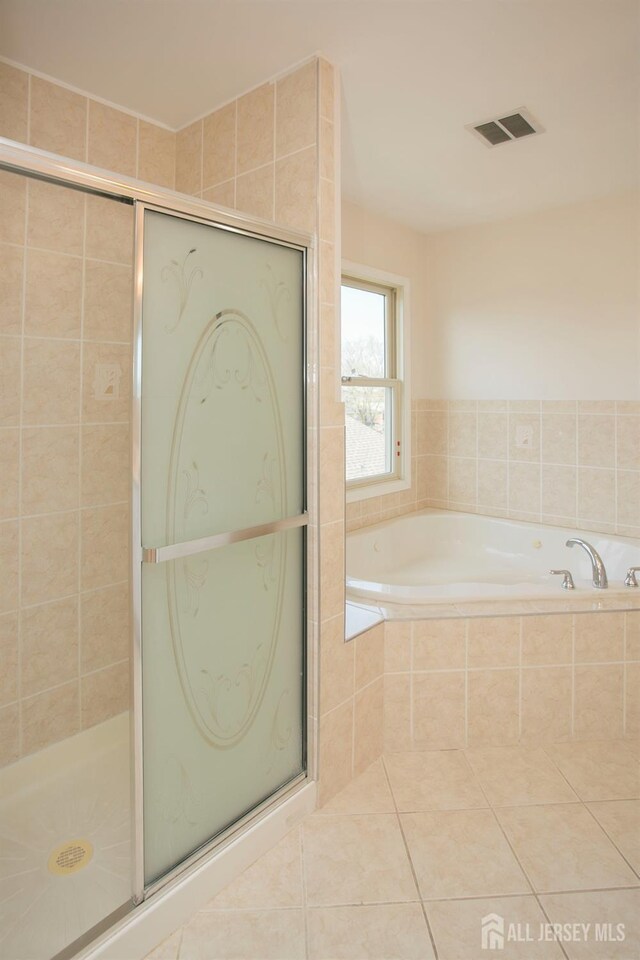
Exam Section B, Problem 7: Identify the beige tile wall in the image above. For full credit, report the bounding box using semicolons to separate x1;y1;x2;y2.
412;399;640;537
0;61;177;187
384;610;640;752
0;170;134;766
0;61;178;766
0;58;355;808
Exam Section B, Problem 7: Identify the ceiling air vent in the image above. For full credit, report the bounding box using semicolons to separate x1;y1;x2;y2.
468;108;542;147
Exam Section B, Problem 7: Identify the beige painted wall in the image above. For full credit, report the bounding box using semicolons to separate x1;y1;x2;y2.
423;191;640;400
341;199;430;397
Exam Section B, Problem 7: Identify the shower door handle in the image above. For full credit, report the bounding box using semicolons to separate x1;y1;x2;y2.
141;512;308;564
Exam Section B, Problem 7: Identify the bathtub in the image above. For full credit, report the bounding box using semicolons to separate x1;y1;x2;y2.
346;509;640;605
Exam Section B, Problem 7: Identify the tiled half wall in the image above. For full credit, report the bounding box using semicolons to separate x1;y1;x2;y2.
317;611;639;806
384;611;640;753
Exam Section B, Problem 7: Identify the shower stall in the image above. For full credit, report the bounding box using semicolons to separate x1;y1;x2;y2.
0;140;315;960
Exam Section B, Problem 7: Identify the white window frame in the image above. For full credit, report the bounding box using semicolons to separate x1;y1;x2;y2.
341;261;411;503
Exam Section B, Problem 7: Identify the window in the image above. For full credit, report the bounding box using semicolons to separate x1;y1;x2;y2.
341;263;410;499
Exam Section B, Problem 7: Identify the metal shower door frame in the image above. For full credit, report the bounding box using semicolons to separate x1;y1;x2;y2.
132;200;312;902
0;137;318;917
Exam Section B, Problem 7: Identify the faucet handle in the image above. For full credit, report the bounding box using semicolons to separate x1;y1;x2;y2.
550;569;575;590
625;567;640;587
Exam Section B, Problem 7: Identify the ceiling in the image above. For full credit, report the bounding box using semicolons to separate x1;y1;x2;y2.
0;0;638;232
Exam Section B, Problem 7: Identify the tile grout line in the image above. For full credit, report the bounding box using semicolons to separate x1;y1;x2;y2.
472;768;572;959
580;801;640;883
380;755;440;960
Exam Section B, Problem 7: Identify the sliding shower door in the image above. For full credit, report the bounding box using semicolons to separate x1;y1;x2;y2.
136;207;307;889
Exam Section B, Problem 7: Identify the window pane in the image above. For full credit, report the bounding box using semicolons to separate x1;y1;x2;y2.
341;284;385;378
343;385;392;480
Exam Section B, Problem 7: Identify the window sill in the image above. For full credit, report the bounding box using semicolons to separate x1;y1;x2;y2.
346;474;411;503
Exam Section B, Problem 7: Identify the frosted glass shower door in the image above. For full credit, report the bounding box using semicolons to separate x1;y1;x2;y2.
138;208;307;888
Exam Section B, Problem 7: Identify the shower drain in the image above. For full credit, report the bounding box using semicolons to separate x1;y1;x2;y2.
48;839;94;876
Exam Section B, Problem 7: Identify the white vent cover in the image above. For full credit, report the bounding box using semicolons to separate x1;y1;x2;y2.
467;108;543;147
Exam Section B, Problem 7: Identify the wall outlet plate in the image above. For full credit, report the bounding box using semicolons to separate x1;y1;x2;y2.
516;425;534;449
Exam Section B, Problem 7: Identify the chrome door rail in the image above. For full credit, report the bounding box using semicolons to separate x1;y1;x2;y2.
142;513;308;564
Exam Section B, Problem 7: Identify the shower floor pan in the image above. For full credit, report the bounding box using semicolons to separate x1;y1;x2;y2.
0;712;131;960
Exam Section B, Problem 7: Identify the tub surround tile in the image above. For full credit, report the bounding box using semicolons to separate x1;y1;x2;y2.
412;671;466;749
303;814;416;906
468;668;519;745
401;808;530;899
574;665;624;740
521;667;572;743
354;678;384;774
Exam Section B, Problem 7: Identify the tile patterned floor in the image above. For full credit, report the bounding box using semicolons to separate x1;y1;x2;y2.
147;741;640;960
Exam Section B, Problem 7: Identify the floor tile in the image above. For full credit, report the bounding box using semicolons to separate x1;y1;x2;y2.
586;800;640;874
307;903;435;959
400;809;530;899
203;827;302;909
497;803;638;892
384;750;487;812
144;929;182;960
540;888;640;959
544;741;640;801
303;814;417;906
179;909;306;960
425;895;564;960
465;745;579;806
315;758;395;815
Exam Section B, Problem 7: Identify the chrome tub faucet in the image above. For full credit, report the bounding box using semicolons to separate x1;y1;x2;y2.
566;538;608;589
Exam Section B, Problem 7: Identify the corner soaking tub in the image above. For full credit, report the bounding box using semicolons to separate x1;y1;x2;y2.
346;509;640;605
